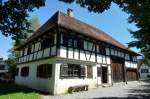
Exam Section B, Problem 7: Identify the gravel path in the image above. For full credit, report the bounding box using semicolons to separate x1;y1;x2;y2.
42;80;150;99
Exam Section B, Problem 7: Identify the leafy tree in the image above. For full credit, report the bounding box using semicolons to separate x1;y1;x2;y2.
60;0;150;63
6;16;40;79
15;16;40;46
0;0;45;40
6;50;19;80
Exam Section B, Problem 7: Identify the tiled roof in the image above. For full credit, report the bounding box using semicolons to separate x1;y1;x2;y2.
16;11;139;55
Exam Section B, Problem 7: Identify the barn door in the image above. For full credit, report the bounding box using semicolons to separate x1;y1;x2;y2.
127;69;138;81
112;59;125;82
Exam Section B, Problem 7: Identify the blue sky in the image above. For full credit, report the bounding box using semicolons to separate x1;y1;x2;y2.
0;0;139;59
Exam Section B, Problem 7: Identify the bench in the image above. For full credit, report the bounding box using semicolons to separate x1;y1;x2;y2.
68;85;88;93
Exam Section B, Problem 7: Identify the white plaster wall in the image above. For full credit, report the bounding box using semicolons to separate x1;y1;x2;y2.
59;47;67;58
108;65;112;84
15;58;56;94
54;62;99;95
106;56;110;64
43;48;50;57
68;48;73;59
34;42;41;51
34;52;37;60
125;61;138;69
90;53;95;62
29;54;33;61
51;46;56;56
86;51;90;61
97;55;102;63
102;56;106;64
37;51;42;59
74;49;79;60
80;51;86;61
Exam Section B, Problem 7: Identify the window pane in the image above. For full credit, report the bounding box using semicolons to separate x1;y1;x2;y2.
37;64;52;78
21;67;29;77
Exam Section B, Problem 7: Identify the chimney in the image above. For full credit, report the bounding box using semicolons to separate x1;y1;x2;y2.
67;8;73;17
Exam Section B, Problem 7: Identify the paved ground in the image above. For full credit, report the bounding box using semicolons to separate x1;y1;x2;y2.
42;80;150;99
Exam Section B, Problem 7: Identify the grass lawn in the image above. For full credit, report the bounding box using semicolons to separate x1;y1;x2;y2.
0;82;41;99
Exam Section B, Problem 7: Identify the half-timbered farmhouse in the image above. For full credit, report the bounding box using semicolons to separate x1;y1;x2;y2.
15;10;139;95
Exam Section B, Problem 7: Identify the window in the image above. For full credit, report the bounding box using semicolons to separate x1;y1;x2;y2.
63;34;84;49
77;39;84;49
41;35;54;49
27;45;32;55
130;55;133;61
68;38;73;47
141;69;149;73
68;64;80;77
15;68;19;76
97;67;101;77
99;45;106;55
87;66;93;78
63;35;73;47
37;64;52;78
63;34;68;46
21;67;29;77
60;64;85;78
74;39;78;48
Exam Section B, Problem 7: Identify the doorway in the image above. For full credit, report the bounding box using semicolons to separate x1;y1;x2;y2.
102;67;108;83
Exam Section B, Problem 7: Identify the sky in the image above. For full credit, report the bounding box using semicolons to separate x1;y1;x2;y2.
0;0;139;59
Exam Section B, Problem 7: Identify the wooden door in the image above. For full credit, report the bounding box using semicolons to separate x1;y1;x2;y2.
112;59;125;82
127;69;138;81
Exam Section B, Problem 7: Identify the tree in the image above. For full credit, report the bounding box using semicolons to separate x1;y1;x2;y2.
6;49;19;80
15;16;40;46
0;0;45;40
6;16;40;79
60;0;150;63
28;16;40;37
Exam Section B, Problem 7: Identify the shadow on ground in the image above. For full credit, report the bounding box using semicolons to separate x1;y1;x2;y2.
94;80;150;99
0;82;47;96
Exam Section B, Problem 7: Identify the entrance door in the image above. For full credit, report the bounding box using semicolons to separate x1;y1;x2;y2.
112;59;125;82
102;67;108;83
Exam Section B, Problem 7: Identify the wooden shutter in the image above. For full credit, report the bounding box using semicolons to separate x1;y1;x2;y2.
87;66;93;78
97;67;101;77
80;66;85;78
60;64;68;78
